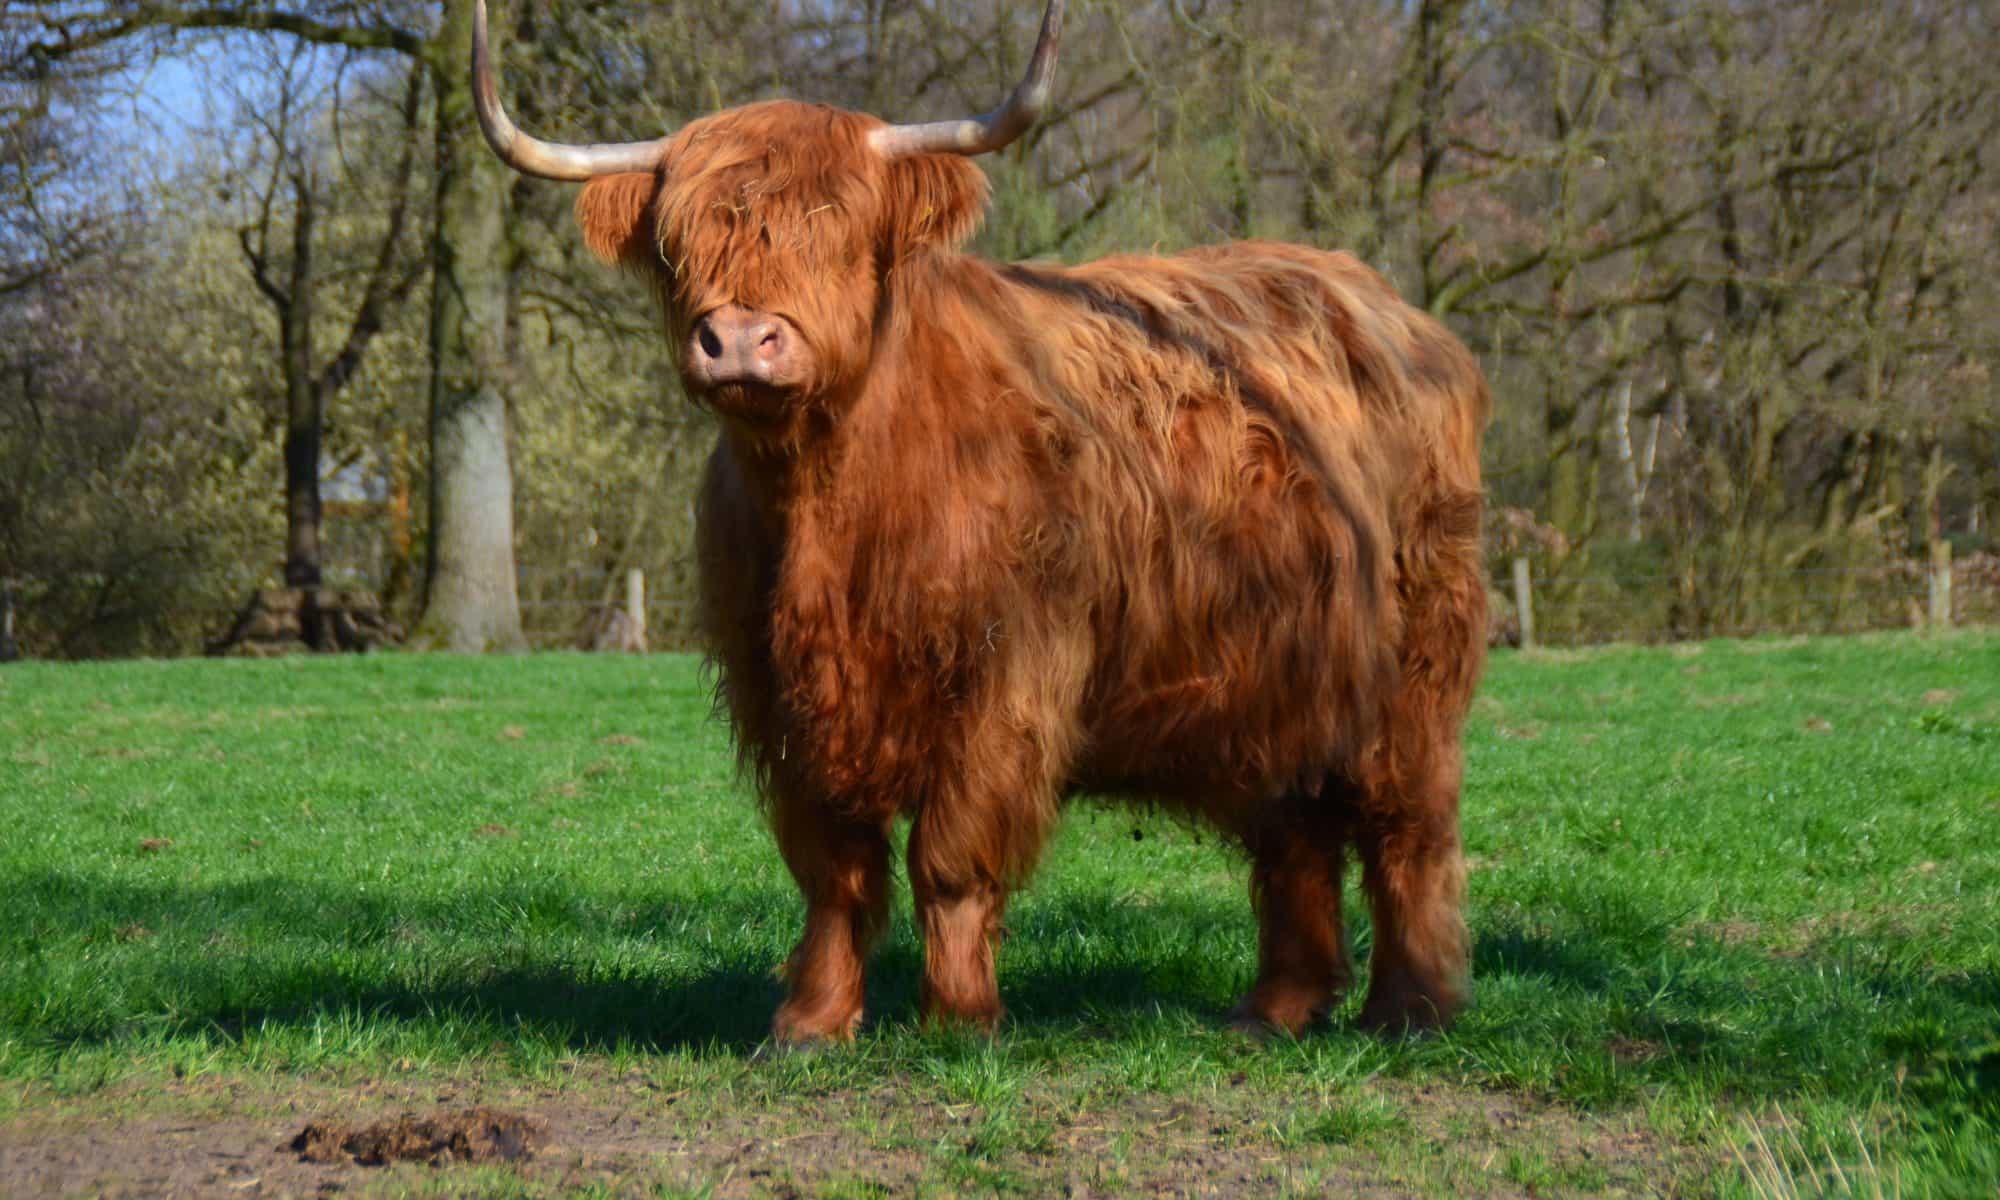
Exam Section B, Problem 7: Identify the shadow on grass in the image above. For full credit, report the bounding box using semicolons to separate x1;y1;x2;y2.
8;868;783;1053
5;870;1244;1055
8;866;1994;1091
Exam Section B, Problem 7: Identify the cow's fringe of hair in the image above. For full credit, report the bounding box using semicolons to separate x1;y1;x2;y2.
579;101;990;410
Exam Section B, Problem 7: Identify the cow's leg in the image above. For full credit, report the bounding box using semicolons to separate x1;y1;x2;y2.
905;786;1056;1033
1353;492;1481;1033
1354;752;1468;1032
1233;798;1352;1035
908;860;1007;1032
770;795;892;1044
902;631;1084;1032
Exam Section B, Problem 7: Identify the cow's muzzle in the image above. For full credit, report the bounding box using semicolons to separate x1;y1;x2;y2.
685;305;804;393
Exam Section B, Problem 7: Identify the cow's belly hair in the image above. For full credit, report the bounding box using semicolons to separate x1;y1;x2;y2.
1069;608;1356;796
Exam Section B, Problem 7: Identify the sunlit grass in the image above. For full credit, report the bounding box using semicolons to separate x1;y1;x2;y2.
1;631;1995;1192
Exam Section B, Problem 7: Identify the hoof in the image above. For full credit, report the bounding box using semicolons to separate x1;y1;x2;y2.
770;1002;862;1048
918;1006;1004;1038
1225;999;1327;1043
1355;992;1458;1037
751;1035;836;1063
1223;1014;1289;1045
1228;981;1339;1041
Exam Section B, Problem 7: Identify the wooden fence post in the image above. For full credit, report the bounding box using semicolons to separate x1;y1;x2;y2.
1512;556;1536;649
1928;540;1952;630
625;568;647;644
0;580;17;663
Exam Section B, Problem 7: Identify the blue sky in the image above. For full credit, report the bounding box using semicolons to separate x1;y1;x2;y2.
113;34;367;165
137;55;212;128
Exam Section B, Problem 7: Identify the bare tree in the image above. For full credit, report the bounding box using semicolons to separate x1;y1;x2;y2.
6;0;527;651
225;44;424;593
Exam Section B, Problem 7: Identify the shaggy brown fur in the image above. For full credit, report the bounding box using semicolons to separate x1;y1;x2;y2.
575;99;1489;1040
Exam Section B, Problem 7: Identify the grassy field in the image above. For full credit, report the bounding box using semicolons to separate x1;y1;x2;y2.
0;632;1995;1197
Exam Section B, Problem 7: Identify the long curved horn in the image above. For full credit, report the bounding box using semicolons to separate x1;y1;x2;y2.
868;0;1065;159
472;0;667;180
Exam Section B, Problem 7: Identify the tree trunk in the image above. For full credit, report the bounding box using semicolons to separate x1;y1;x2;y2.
412;0;526;652
282;174;323;589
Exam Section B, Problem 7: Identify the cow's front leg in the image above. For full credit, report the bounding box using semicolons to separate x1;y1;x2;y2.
900;637;1082;1032
770;797;892;1044
910;867;1007;1032
906;792;1052;1033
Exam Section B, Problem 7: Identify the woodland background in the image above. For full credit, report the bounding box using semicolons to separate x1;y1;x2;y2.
3;0;1997;658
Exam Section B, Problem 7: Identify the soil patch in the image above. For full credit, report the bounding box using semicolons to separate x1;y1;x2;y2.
291;1106;545;1166
0;1066;1713;1198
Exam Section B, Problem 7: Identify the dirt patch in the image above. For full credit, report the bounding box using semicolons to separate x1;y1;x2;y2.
292;1106;545;1166
0;1079;603;1199
0;1066;1715;1198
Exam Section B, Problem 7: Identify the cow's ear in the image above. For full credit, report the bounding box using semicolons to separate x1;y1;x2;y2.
575;172;659;267
883;153;990;253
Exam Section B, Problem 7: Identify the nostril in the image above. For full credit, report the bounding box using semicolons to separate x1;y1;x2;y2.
696;322;723;360
754;323;785;359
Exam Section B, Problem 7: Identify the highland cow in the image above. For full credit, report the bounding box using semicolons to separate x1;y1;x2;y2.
474;0;1490;1041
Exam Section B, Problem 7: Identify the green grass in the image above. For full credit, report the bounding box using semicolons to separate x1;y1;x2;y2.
1;632;1996;1195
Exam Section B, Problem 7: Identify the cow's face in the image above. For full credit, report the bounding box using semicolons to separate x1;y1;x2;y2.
471;0;1062;433
573;102;988;428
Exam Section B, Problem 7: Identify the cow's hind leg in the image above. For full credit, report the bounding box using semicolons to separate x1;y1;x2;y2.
1352;628;1480;1032
1233;795;1353;1036
1354;713;1473;1033
770;797;892;1045
1353;488;1482;1033
1354;756;1468;1032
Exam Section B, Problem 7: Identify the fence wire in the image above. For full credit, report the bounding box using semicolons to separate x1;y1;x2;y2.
1491;558;1998;647
4;558;1993;658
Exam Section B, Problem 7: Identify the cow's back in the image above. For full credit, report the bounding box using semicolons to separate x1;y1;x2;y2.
708;241;1487;828
985;244;1487;814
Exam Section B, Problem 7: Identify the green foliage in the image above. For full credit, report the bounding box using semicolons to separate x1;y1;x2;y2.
5;0;1998;655
0;209;283;657
505;227;715;649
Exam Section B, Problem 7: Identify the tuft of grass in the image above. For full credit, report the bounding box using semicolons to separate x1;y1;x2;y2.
1264;1086;1406;1148
1732;1108;1900;1200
